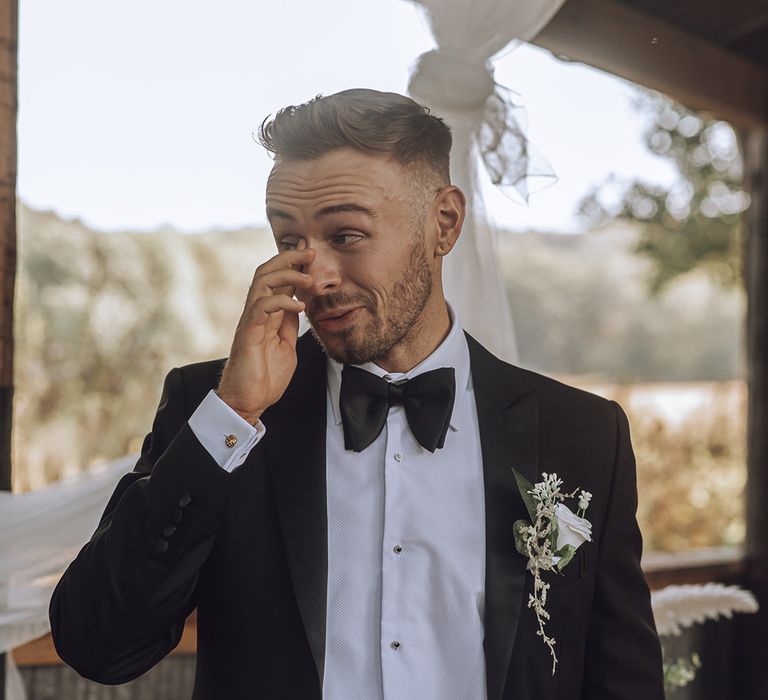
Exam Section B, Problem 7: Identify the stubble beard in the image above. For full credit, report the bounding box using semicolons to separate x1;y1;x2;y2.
307;239;433;366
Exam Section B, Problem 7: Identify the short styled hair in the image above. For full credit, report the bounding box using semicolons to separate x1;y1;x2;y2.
258;89;452;188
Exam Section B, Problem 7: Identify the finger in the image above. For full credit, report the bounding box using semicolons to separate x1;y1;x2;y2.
280;240;314;296
251;268;312;301
258;267;313;291
245;251;314;306
277;304;300;346
248;294;305;326
265;307;285;336
255;248;315;278
291;237;310;268
239;292;302;325
285;244;314;284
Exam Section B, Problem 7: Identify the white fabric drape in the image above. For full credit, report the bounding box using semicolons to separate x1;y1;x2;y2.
406;0;565;362
0;456;134;699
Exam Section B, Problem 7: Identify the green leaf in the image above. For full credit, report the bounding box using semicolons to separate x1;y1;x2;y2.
549;518;559;552
554;544;576;572
512;468;538;522
513;519;532;557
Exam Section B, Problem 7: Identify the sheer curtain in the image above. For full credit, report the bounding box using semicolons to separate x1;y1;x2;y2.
0;457;133;699
407;0;564;362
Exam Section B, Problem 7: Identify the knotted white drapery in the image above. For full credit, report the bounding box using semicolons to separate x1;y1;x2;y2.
406;0;564;362
0;457;133;700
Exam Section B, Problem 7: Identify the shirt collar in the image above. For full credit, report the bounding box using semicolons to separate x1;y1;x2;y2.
326;301;471;431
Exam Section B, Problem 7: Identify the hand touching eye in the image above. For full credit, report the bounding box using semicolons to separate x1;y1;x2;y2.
216;247;315;424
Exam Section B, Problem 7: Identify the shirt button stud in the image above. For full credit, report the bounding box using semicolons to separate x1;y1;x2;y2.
391;640;401;650
393;452;403;462
393;544;403;554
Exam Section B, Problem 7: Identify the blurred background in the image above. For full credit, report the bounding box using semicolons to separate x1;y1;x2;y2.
14;0;747;553
5;0;765;698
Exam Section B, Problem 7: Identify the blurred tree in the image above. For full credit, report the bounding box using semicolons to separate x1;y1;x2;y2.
500;227;744;382
13;205;276;491
13;204;744;493
576;88;749;294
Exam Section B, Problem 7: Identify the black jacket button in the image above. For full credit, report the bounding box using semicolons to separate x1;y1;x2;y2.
163;524;176;537
153;538;169;554
178;493;192;507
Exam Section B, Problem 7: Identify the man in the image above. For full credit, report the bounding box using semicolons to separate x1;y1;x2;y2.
50;89;665;699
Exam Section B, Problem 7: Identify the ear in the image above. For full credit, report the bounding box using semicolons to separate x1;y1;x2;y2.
432;186;466;257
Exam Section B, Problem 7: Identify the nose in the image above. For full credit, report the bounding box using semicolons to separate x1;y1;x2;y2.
301;246;342;298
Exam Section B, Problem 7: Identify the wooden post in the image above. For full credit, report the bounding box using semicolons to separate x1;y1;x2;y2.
0;0;16;695
0;0;16;489
731;127;768;699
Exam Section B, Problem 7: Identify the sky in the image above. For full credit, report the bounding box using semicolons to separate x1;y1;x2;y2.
17;0;679;235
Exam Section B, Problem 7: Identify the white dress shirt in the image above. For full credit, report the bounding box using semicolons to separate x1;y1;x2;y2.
188;304;487;699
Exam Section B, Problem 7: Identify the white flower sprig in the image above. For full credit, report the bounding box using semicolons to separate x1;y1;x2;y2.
512;469;593;675
577;490;592;517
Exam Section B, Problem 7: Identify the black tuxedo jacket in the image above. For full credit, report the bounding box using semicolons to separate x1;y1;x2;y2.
50;330;665;699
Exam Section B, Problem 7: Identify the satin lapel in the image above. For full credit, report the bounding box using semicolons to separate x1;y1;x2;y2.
262;332;328;687
466;333;540;700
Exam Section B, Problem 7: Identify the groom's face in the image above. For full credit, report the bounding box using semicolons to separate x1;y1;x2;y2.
265;147;439;365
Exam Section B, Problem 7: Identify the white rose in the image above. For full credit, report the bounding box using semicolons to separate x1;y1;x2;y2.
552;502;592;564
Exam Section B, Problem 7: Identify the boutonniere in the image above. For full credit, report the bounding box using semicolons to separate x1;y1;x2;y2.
511;469;593;675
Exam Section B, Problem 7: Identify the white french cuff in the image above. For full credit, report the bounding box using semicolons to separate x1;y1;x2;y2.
188;389;266;472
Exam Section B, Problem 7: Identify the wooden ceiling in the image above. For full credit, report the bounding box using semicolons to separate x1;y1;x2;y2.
532;0;768;129
618;0;768;67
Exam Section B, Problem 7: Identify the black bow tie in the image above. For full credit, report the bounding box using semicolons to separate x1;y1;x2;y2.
339;365;456;453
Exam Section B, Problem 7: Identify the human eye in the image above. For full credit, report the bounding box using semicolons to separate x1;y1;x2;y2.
333;231;364;246
277;237;300;251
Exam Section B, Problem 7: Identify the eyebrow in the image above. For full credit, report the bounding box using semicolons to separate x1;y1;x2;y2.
266;203;377;222
317;203;377;218
266;207;295;222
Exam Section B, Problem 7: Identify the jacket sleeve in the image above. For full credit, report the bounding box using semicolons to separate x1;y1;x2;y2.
49;366;252;684
580;400;666;699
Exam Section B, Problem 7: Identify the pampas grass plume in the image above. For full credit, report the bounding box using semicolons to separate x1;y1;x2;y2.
651;583;758;637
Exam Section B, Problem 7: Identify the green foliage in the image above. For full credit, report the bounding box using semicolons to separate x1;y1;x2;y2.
619;382;746;552
501;227;744;382
663;651;702;693
577;88;747;293
553;544;575;573
512;469;538;557
512;468;537;521
13;205;276;491
513;519;531;557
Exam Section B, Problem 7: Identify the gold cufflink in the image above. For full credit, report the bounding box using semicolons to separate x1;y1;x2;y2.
225;434;238;448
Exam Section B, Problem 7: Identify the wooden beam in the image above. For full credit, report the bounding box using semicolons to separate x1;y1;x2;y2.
730;126;768;700
531;0;768;129
642;546;746;589
743;127;768;579
0;0;16;491
13;614;199;667
0;0;17;696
